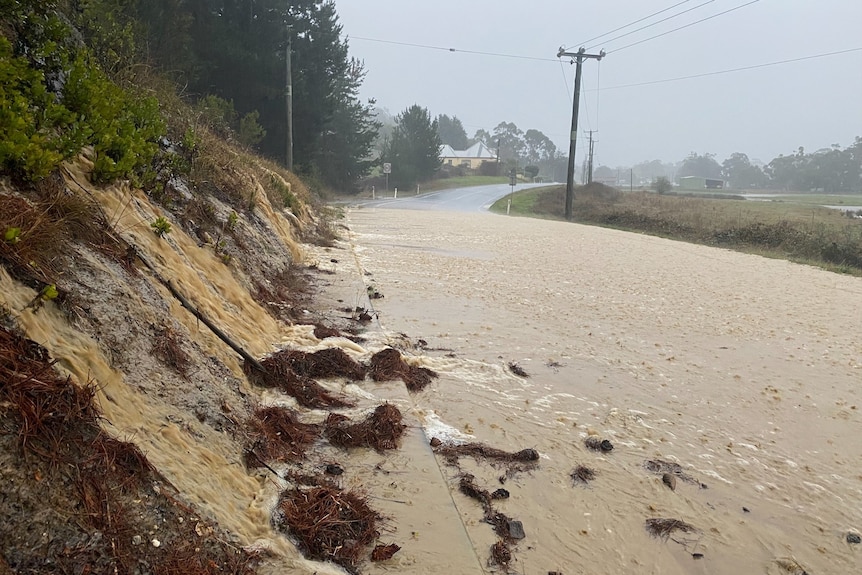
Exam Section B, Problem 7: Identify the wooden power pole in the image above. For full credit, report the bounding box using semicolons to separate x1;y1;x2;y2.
557;47;605;220
285;24;294;172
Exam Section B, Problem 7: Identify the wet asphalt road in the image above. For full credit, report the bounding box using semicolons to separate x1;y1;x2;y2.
343;183;551;212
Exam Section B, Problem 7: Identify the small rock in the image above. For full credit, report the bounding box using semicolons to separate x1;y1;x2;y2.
429;437;442;448
324;464;344;476
742;507;750;513
507;520;526;540
692;553;704;560
847;532;861;544
151;539;161;548
662;473;677;491
491;488;510;500
132;535;142;546
585;437;614;452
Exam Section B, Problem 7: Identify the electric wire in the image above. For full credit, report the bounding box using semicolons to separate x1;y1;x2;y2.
606;0;762;54
584;0;717;51
595;46;862;90
566;0;694;50
350;35;558;62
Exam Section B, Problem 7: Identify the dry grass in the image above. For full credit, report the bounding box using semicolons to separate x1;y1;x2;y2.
368;348;437;392
253;266;311;323
151;325;193;377
324;404;406;452
277;486;380;574
0;324;256;574
528;184;862;273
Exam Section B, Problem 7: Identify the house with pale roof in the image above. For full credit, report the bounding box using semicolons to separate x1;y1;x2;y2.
440;141;498;170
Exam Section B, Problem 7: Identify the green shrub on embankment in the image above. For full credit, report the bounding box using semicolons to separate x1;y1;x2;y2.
495;184;862;274
0;3;165;184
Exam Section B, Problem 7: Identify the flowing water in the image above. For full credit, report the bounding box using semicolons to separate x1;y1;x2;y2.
318;206;862;574
4;179;861;574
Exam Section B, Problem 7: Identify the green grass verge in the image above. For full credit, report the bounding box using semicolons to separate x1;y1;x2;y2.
419;176;507;192
491;184;862;276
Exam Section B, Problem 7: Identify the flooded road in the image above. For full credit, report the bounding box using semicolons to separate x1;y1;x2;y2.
322;205;862;574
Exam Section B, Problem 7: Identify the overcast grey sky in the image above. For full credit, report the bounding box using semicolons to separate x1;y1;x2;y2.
336;0;862;168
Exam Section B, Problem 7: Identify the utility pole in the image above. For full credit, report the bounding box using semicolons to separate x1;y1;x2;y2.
586;130;597;183
557;47;605;220
285;24;294;172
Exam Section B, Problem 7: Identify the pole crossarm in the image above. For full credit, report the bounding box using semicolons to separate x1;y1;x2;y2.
557;47;605;221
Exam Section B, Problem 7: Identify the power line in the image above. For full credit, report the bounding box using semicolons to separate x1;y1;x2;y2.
607;0;762;54
585;0;716;51
349;35;558;63
567;0;704;50
595;47;862;90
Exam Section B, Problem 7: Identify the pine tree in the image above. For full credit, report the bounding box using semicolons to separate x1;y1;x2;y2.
383;105;441;188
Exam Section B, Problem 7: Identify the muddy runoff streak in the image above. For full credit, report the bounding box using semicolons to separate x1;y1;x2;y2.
331;206;862;574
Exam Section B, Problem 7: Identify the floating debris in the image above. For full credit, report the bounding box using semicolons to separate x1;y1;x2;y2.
491;540;512;568
645;518;698;541
313;324;343;339
662;473;677;491
775;557;811;575
644;459;699;484
370;543;400;561
584;437;614;452
277;486;380;574
436;443;540;464
571;465;596;485
368;348;437;392
692;553;704;560
507;362;529;377
325;404;406;452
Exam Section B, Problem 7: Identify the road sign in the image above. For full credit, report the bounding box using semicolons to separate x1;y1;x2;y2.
382;163;391;174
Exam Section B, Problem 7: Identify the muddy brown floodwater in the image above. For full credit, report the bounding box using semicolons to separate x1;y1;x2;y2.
311;206;862;575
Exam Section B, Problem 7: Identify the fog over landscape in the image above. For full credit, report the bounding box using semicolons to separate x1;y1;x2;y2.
337;0;862;167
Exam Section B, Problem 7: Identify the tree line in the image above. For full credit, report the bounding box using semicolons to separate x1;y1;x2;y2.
61;0;379;192
594;138;862;192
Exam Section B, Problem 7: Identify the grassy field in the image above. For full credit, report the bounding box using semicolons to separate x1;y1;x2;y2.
491;185;862;275
419;175;507;192
749;194;862;206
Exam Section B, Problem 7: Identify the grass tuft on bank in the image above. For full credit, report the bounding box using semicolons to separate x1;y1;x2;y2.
491;184;862;275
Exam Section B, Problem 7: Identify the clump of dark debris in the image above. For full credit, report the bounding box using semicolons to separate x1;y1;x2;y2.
276;485;381;574
507;362;529;377
279;347;367;380
584;436;614;452
370;543;400;562
645;518;698;541
435;442;540;467
432;442;539;572
368;347;438;392
571;465;596;485
644;459;700;485
324;404;406;452
245;350;355;409
244;406;321;468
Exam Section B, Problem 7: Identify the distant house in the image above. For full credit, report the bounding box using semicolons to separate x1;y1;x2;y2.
679;176;725;190
440;141;498;170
